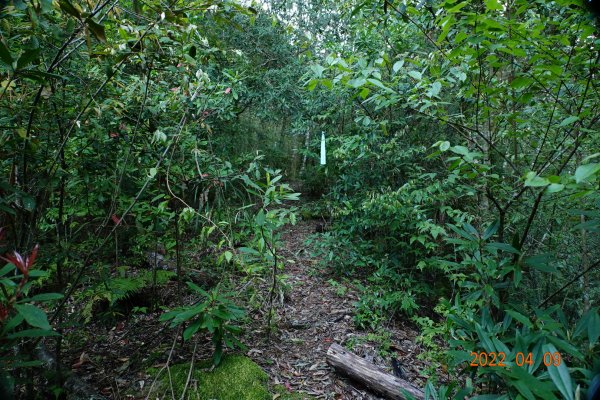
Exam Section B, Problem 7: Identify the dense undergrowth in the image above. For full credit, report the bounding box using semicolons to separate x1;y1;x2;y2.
1;0;599;399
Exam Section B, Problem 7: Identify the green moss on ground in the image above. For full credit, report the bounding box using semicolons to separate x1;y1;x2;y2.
147;355;312;400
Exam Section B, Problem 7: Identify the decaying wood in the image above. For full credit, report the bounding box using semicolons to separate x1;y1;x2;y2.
326;343;424;400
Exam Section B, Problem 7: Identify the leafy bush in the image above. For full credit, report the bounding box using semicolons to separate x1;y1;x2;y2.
160;283;246;366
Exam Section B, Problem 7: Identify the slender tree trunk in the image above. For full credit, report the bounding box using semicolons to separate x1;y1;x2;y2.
300;129;311;175
581;215;590;312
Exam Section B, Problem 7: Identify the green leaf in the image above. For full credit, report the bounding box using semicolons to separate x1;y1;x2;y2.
58;0;82;19
482;220;499;240
524;171;549;187
510;76;533;90
392;60;404;73
310;64;326;78
475;324;496;353
559;116;579;127
428;81;442;97
588;311;600;346
0;40;13;68
439;141;450;151
347;77;366;88
14;304;51;330
450;145;469;156
186;281;209;297
485;242;520;254
484;0;503;10
0;263;15;277
544;343;574;400
367;78;390;91
183;320;201;340
408;70;422;80
20;293;63;302
505;310;533;328
574;163;600;183
524;254;557;273
16;48;40;70
255;209;266;226
546;183;564;193
86;19;107;43
7;329;60;339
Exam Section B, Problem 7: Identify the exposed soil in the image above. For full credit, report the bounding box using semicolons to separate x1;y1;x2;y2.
55;220;432;399
243;220;431;399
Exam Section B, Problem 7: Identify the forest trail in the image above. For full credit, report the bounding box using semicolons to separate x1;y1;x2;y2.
246;221;427;400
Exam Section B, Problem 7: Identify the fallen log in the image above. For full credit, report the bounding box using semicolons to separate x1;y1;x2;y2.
326;343;424;400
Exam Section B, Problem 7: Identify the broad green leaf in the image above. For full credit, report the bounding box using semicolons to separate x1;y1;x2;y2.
588;311;600;346
484;0;503;10
310;64;326;78
16;48;40;70
14;304;51;330
21;293;63;302
544;343;574;400
183;320;201;340
86;19;107;43
7;329;60;339
367;78;390;91
186;281;209;297
524;172;549;187
58;0;82;19
524;254;557;273
450;145;469;156
429;81;442;97
485;242;520;254
510;76;533;90
347;77;366;88
559;116;579;127
574;163;600;183
0;40;13;68
505;310;533;328
440;141;450;151
546;183;564;193
0;263;15;277
255;209;266;226
482;220;499;240
408;70;422;80
475;324;496;353
392;60;404;73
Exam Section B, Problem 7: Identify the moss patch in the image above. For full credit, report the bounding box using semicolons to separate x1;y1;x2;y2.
147;355;312;400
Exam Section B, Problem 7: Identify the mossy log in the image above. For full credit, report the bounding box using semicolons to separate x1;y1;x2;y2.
326;343;424;400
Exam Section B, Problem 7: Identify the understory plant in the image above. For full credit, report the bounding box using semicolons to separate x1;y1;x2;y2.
160;283;245;366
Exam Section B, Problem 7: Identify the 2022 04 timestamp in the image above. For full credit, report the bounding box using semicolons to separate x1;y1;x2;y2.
470;351;562;367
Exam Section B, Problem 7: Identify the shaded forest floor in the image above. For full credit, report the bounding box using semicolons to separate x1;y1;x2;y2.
244;220;431;399
59;220;433;399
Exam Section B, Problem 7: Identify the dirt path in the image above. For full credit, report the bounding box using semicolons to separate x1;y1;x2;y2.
246;221;427;399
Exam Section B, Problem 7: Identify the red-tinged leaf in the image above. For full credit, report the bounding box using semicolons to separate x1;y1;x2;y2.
0;304;9;321
26;244;39;269
111;215;121;225
109;132;118;138
1;252;26;274
284;382;292;391
224;87;231;94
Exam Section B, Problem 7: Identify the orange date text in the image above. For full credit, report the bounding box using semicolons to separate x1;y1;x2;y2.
469;352;561;367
